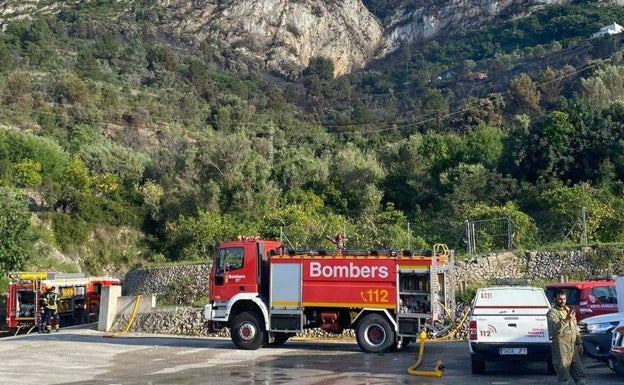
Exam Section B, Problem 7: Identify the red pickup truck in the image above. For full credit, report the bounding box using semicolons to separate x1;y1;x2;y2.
545;278;618;322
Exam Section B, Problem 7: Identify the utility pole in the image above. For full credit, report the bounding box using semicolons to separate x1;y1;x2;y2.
581;207;588;245
407;222;411;250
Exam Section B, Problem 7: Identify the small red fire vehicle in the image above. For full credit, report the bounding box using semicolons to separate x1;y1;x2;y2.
5;271;120;334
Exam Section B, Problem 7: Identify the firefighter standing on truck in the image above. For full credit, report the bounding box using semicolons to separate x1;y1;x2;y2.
43;285;60;332
547;290;586;385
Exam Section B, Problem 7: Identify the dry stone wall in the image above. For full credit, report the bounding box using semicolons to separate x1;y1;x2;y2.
454;248;592;288
109;307;356;339
122;264;209;299
0;248;615;335
110;307;221;337
104;247;624;338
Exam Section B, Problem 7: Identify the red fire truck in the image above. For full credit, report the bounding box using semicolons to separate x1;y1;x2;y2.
203;236;455;353
5;271;121;335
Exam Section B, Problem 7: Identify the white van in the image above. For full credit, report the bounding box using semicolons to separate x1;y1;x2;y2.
468;286;553;374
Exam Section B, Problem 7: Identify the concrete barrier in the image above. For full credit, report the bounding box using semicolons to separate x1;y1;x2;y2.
98;285;156;332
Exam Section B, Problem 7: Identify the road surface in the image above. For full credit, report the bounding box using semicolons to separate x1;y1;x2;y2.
0;325;618;384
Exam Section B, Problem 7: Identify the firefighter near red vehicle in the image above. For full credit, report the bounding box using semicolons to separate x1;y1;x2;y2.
5;271;121;335
203;236;456;353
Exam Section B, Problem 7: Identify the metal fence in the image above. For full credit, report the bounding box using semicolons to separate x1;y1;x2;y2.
464;217;512;253
462;208;589;254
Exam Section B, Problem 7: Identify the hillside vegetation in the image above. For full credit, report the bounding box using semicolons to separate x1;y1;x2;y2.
2;1;624;282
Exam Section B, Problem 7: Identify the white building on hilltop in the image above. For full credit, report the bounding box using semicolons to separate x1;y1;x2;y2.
593;22;624;38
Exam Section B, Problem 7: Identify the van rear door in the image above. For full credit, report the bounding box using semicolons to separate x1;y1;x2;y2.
472;287;550;344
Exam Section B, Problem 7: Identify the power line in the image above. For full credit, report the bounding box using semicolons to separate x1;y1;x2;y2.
0;46;617;140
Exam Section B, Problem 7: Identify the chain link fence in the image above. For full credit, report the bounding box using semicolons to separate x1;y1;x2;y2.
461;208;589;254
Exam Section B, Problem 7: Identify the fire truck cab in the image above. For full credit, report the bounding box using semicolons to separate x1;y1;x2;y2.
5;271;121;335
203;237;455;353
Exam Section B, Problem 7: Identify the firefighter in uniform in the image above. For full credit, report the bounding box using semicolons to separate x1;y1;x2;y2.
326;232;345;253
44;285;60;332
38;285;48;333
547;290;586;385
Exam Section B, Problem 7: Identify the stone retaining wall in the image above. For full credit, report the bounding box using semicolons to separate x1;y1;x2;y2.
110;307;356;339
3;247;619;335
122;264;209;305
111;307;220;336
118;247;622;339
454;249;592;288
124;248;617;301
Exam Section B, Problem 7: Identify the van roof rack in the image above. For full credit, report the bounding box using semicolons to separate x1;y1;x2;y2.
492;278;530;286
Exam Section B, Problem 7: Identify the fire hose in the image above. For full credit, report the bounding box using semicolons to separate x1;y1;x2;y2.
407;330;445;377
121;294;142;334
435;303;471;340
104;294;141;337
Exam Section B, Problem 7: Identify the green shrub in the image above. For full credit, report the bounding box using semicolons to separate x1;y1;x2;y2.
0;187;33;273
51;213;90;251
455;286;477;304
12;159;42;187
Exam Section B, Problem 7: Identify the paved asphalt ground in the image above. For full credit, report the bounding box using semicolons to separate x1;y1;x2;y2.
0;324;619;385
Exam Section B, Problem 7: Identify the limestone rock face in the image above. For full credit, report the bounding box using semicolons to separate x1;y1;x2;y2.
163;0;575;77
377;0;574;56
2;0;616;77
160;0;384;77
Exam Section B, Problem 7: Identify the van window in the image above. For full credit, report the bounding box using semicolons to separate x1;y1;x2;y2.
591;286;618;304
545;288;580;305
471;287;550;316
474;288;549;307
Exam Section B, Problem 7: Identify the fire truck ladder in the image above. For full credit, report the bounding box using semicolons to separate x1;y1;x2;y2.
422;245;453;338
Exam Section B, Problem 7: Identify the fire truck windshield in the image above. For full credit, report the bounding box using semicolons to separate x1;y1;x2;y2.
216;247;244;273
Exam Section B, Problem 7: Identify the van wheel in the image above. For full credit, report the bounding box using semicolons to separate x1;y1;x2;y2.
355;313;395;353
231;311;265;350
547;360;556;375
471;357;486;374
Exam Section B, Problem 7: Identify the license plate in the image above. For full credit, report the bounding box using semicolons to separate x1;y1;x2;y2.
499;347;527;355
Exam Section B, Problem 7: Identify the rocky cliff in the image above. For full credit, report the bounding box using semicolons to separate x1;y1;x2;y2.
161;0;383;78
156;0;575;77
0;0;585;78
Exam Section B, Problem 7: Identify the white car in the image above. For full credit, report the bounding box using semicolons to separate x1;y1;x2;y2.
579;311;624;367
611;324;624;375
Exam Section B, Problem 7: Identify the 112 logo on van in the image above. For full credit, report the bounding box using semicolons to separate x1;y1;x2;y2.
480;324;498;336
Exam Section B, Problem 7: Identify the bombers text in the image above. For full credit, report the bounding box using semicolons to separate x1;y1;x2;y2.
309;261;389;279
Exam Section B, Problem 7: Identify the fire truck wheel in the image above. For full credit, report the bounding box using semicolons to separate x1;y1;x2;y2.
355;313;395;353
231;311;266;350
